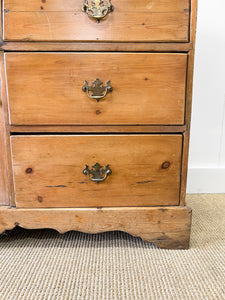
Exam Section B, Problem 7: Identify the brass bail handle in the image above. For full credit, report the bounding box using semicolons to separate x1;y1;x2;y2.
82;0;114;22
82;78;113;102
83;163;112;183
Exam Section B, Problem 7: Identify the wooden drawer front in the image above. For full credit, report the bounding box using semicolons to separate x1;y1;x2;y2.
6;53;187;125
11;135;182;208
4;0;190;42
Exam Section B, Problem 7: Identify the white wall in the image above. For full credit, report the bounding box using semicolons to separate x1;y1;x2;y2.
187;0;225;193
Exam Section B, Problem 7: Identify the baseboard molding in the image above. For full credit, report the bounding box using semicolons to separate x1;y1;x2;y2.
187;168;225;193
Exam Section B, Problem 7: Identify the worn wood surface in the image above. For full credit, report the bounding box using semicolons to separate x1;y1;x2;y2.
11;135;182;208
0;206;192;249
0;0;2;40
0;42;193;52
0;52;9;205
3;0;190;42
185;0;198;127
0;52;15;206
180;131;189;205
6;53;187;126
180;0;198;205
0;0;198;248
8;125;187;133
3;0;190;11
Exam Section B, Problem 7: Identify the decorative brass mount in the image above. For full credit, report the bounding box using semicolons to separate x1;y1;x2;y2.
82;78;113;102
83;163;112;183
82;0;114;22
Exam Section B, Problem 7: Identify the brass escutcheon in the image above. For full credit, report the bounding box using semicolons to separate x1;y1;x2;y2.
82;78;113;102
82;0;114;22
83;163;112;183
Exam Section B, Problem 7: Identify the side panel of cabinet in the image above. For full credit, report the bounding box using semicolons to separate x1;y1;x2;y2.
180;0;198;205
0;52;9;205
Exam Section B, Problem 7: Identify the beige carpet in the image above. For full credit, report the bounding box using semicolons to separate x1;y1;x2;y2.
0;194;224;300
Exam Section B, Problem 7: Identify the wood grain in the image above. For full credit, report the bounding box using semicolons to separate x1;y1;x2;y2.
11;134;182;208
4;0;190;12
0;0;2;40
0;42;193;52
0;52;9;205
180;0;198;205
8;125;187;133
3;0;190;42
180;131;189;205
185;0;198;127
0;52;16;206
0;0;198;250
0;206;192;249
6;53;187;126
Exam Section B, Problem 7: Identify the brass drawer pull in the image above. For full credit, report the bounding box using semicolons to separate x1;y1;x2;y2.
82;78;113;102
83;162;112;183
82;0;114;22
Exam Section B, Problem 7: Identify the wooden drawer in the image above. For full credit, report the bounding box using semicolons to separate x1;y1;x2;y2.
11;134;182;208
3;0;190;42
6;53;187;125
